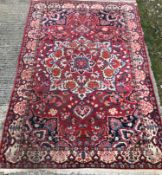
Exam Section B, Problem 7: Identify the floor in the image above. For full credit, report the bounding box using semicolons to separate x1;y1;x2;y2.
0;0;29;138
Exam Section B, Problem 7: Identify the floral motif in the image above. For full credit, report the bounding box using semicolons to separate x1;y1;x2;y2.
36;36;126;99
48;108;58;116
109;108;118;115
13;100;28;116
143;143;162;164
50;150;70;163
98;151;118;163
139;100;153;115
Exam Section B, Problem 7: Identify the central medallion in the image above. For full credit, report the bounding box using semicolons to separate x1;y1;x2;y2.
38;36;126;100
71;53;95;74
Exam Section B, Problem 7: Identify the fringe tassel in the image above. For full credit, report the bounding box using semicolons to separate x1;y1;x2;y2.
0;169;162;175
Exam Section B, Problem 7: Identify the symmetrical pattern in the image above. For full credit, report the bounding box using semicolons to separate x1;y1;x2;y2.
0;0;161;169
38;36;126;100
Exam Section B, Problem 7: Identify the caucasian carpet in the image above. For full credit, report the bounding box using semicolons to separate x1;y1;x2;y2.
0;0;162;169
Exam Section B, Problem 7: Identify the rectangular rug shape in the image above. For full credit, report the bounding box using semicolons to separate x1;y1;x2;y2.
0;0;162;169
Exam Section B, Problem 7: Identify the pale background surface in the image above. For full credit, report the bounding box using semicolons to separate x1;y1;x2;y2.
0;0;28;137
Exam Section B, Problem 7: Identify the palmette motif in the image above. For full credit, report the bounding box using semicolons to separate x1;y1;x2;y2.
0;0;162;169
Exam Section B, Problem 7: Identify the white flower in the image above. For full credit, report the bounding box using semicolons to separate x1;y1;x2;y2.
48;108;57;116
109;108;118;115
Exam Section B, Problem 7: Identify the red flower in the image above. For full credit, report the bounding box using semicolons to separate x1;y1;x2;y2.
54;49;63;57
52;67;61;77
45;58;53;67
111;59;120;69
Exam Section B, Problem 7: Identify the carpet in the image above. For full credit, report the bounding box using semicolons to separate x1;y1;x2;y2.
0;0;162;169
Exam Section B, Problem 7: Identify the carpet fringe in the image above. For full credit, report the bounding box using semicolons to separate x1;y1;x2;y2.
32;0;137;2
0;169;162;175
